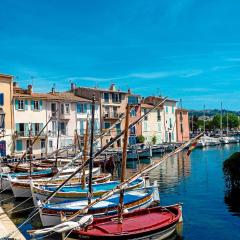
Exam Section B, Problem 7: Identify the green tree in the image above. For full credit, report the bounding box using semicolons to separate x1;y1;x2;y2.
223;113;239;129
152;136;157;145
137;135;145;143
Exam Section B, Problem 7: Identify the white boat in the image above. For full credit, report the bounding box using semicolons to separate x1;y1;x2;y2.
196;139;206;148
39;188;156;226
220;136;239;144
152;145;165;154
9;167;102;198
127;144;152;160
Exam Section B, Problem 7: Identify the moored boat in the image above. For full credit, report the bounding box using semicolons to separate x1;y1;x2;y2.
39;188;155;226
31;178;144;205
9;173;112;198
72;204;182;240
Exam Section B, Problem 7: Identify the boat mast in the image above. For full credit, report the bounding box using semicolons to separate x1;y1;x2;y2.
227;112;229;136
220;102;223;138
82;116;89;189
203;104;206;134
55;117;60;168
88;95;95;204
118;104;130;223
28;122;32;177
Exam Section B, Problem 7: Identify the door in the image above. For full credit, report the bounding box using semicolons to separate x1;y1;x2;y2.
169;133;172;143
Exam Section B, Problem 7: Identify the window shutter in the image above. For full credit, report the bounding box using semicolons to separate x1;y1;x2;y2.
16;140;23;151
15;100;19;110
24;123;29;136
0;93;4;106
84;104;87;113
40;100;43;110
15;123;20;133
31;100;34;110
25;100;28;110
40;123;44;134
77;103;80;113
32;123;35;136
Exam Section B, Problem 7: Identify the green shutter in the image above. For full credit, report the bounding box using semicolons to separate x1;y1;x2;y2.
32;123;35;136
15;100;19;110
31;100;34;110
24;123;29;137
15;123;20;133
40;100;43;110
40;123;44;134
16;140;23;151
25;100;28;110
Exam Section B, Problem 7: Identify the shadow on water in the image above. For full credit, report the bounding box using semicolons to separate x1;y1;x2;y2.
224;188;240;217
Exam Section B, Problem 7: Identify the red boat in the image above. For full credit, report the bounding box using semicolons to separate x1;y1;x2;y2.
72;204;182;240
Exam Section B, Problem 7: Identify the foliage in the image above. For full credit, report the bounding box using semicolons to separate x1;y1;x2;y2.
137;135;145;143
152;136;157;145
223;152;240;189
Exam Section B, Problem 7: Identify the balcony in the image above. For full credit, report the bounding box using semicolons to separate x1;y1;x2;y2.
16;131;46;138
60;113;70;120
103;112;119;119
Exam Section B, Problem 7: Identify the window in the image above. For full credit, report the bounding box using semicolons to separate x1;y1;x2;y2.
51;103;57;117
18;100;24;110
31;100;42;110
77;103;84;113
61;104;64;114
128;96;139;105
157;110;161;121
79;119;85;135
16;140;23;151
130;126;136;135
34;123;40;135
104;93;109;103
169;118;172;129
130;109;136;117
41;139;46;149
60;122;66;135
144;109;148;121
65;104;70;114
180;111;183;121
112;93;120;103
16;123;25;136
144;122;148;132
104;122;111;129
49;140;53;148
0;93;4;106
172;106;174;114
116;123;121;134
180;123;183;133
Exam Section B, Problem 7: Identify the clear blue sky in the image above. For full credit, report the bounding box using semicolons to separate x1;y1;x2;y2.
1;0;240;110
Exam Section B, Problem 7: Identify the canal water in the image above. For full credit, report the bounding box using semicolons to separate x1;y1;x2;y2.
1;144;240;239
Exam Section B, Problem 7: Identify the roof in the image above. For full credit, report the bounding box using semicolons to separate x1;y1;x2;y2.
141;103;163;109
0;73;13;78
144;96;178;103
176;108;188;113
13;91;92;103
76;86;128;94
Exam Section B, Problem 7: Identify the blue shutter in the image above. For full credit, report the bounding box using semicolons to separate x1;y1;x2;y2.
77;103;80;113
40;100;43;110
25;100;28;110
16;140;23;151
15;100;19;110
31;100;34;110
40;123;44;135
0;93;4;106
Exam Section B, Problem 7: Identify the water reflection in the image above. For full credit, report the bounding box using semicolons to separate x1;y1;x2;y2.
125;151;191;194
224;188;240;217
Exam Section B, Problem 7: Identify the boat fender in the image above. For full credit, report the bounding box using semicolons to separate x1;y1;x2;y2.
78;215;93;228
153;180;160;202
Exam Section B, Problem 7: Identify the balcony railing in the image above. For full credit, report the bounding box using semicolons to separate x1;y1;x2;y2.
104;112;119;119
16;131;46;137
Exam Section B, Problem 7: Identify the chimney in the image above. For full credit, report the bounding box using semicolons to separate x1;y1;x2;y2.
28;85;33;94
13;82;18;88
51;87;55;94
128;88;131;94
70;82;76;92
109;83;116;91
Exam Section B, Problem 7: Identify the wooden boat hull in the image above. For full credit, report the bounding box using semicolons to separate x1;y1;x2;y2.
39;189;154;226
31;178;144;206
10;173;111;198
73;204;182;240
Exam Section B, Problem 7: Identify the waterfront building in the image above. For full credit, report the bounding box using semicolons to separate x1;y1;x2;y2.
144;96;178;143
0;74;14;156
72;84;134;148
176;108;190;142
13;84;100;156
140;103;164;144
